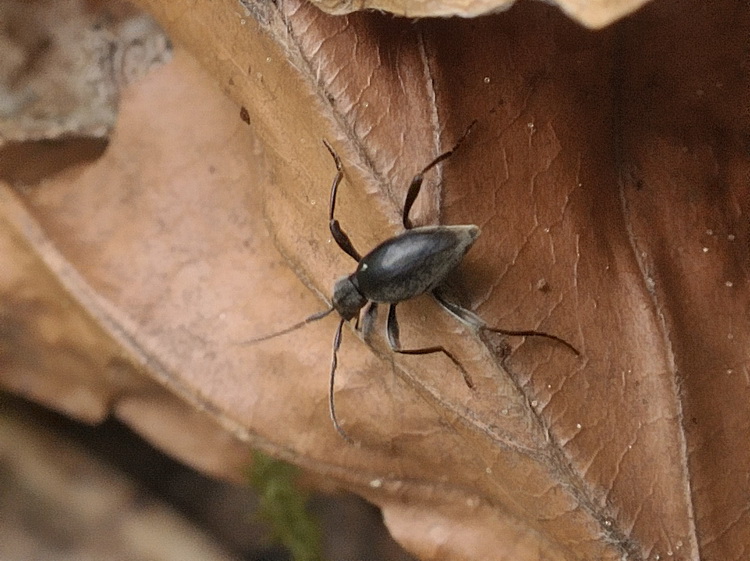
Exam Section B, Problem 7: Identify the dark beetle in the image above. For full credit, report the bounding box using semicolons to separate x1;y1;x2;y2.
333;226;479;320
248;127;578;442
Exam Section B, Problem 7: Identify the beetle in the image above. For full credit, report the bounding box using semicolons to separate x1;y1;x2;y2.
248;126;578;442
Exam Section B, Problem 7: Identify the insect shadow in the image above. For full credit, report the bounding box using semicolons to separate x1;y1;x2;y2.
246;125;579;443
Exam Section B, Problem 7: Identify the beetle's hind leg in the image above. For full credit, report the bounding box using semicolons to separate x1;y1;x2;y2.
432;289;580;356
385;304;475;389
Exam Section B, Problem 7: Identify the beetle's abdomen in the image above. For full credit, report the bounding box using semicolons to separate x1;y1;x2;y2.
355;225;480;303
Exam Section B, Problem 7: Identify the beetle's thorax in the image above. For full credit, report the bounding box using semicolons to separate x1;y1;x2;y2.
332;275;367;320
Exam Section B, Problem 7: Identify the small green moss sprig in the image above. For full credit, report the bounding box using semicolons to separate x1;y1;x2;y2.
248;451;324;561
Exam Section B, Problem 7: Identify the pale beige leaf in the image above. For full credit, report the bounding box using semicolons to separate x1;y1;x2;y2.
312;0;652;28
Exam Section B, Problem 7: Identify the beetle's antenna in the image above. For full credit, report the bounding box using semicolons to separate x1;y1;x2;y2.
243;307;335;344
329;318;355;443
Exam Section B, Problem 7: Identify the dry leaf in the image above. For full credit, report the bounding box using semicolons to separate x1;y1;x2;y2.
1;0;748;560
0;0;169;144
311;0;652;28
0;404;240;561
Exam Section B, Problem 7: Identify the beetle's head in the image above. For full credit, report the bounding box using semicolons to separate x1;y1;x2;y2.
332;275;367;320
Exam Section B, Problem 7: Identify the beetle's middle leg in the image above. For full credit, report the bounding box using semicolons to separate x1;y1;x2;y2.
323;140;361;262
386;303;475;388
402;121;477;230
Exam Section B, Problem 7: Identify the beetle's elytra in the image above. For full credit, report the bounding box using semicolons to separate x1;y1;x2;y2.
247;125;578;443
355;226;479;302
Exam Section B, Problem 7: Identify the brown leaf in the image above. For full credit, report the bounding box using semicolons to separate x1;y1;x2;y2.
1;0;749;560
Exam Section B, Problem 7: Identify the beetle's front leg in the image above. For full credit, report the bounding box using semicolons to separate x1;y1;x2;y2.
357;302;378;343
323;140;362;262
328;317;355;443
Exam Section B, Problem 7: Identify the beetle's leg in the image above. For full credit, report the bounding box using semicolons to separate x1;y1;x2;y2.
359;302;378;343
401;175;424;230
323;140;362;262
386;304;475;389
329;317;355;443
432;289;580;356
402;121;477;230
